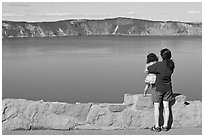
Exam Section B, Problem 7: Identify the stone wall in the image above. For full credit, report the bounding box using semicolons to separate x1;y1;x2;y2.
2;94;202;131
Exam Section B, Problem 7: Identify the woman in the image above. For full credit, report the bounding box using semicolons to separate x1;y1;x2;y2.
147;48;175;132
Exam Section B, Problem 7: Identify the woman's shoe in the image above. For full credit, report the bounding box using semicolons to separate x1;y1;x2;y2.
161;126;169;131
151;126;161;132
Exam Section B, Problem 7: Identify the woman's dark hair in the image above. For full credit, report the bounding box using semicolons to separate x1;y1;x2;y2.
146;53;158;64
160;48;175;72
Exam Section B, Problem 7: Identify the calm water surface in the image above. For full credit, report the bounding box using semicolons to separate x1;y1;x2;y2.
2;36;202;103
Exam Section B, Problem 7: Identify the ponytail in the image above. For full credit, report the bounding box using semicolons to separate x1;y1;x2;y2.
160;48;175;72
166;59;175;72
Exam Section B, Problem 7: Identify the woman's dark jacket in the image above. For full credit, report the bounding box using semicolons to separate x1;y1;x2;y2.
147;60;173;93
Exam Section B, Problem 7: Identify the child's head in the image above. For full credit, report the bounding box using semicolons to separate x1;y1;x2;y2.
146;53;158;64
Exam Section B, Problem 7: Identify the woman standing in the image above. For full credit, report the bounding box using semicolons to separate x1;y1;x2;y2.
147;48;175;132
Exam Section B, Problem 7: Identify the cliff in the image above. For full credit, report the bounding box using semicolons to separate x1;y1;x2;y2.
2;94;202;131
2;17;202;38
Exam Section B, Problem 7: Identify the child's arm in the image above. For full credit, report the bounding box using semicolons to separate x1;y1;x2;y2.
144;65;148;73
144;62;153;73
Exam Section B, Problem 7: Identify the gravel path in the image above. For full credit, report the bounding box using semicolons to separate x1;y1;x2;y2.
3;127;202;135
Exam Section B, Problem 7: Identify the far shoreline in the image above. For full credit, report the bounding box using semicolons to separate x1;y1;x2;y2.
2;34;202;39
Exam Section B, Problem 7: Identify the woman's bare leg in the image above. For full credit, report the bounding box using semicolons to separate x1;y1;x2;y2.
153;102;160;127
163;101;170;127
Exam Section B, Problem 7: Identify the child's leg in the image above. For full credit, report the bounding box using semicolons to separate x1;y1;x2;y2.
143;83;150;96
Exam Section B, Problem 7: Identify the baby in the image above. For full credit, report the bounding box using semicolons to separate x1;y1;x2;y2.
143;53;158;97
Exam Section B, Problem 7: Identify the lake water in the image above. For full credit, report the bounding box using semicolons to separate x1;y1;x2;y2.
2;36;202;103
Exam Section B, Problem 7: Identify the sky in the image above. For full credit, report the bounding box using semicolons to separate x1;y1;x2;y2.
2;2;202;22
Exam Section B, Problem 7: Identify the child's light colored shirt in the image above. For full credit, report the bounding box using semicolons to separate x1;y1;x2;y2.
145;61;157;84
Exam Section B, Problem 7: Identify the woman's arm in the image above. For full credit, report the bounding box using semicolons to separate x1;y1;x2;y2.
147;63;159;74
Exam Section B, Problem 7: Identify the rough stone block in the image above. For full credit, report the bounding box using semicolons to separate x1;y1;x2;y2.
2;99;38;130
140;109;155;128
173;101;202;128
86;105;112;125
135;94;153;110
124;108;142;128
50;103;67;114
108;104;127;112
32;114;76;130
175;95;186;103
3;116;32;130
123;94;134;105
63;103;92;121
86;105;102;124
86;104;114;127
95;113;113;127
111;108;141;128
